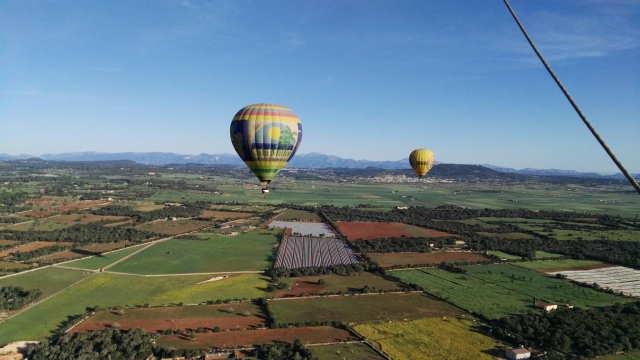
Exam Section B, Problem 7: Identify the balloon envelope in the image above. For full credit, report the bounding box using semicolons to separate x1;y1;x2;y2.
230;104;302;186
409;149;435;178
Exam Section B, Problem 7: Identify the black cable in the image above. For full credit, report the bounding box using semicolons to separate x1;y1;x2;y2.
503;0;640;195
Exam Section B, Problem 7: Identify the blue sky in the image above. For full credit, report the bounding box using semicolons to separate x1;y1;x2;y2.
1;0;638;173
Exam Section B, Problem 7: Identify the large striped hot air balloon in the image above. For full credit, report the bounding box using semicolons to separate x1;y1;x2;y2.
230;104;302;193
409;149;435;178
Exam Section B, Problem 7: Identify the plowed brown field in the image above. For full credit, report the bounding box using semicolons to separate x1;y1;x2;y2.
336;222;453;240
72;315;264;333
157;326;353;349
0;241;73;258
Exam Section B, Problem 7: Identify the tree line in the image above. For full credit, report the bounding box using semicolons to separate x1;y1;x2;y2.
495;302;640;359
2;224;156;244
0;286;42;311
92;202;209;223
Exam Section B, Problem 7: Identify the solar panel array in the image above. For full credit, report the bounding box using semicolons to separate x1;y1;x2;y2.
275;236;358;269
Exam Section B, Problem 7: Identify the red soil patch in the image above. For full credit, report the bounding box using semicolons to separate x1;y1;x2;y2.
158;326;353;349
540;263;618;273
336;222;453;241
25;197;55;206
0;240;19;246
21;210;53;218
41;250;86;261
72;316;264;333
274;281;326;298
370;252;490;268
0;241;73;258
200;210;253;220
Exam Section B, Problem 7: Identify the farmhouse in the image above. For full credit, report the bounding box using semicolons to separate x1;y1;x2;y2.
506;347;531;360
536;300;558;312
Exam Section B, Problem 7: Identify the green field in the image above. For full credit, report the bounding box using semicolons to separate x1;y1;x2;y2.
66;243;148;270
275;209;322;221
269;293;463;324
513;259;603;271
487;251;521;260
89;301;261;322
0;267;91;299
311;343;385;360
109;229;279;274
393;268;534;319
464;264;631;308
0;273;267;343
534;251;564;259
355;318;500;360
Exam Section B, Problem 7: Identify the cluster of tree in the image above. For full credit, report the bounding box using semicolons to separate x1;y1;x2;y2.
92;202;209;223
256;339;318;360
438;262;467;274
8;245;70;262
0;216;25;224
2;224;156;244
0;191;29;206
0;286;42;311
466;235;640;267
266;281;288;292
351;236;458;253
26;328;156;360
495;302;640;358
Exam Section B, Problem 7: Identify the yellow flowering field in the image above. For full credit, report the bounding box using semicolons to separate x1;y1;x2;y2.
354;318;500;360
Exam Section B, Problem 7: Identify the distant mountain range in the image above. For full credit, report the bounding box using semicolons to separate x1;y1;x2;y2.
0;151;637;179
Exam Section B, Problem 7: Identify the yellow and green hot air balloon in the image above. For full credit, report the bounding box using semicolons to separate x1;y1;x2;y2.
409;149;435;178
230;104;302;192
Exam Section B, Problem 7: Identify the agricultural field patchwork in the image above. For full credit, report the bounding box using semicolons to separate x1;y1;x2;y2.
109;230;278;274
269;293;463;324
0;273;268;343
199;210;254;220
354;318;500;360
275;236;358;269
548;266;640;297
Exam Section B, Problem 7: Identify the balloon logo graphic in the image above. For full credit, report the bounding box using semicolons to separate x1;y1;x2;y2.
230;104;302;192
409;149;435;178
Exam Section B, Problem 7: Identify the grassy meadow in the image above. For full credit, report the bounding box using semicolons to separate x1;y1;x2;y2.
109;229;279;274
